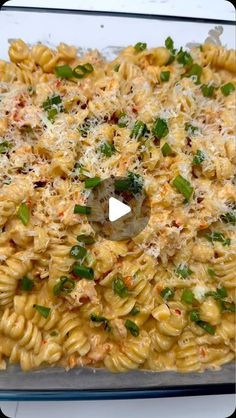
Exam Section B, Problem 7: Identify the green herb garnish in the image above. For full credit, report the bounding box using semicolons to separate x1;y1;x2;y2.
125;319;140;337
181;289;194;304
130;306;140;316
17;202;30;226
100;141;116;157
130;121;147;140
161;142;173;157
84;177;101;189
118;113;129;128
172;175;194;201
201;84;215;98
77;234;95;245
175;264;193;279
220;211;236;226
53;276;76;296
160;287;175;301
70;245;87;260
72;264;94;280
221;82;235;96
73;63;94;78
112;275;129;298
160;71;170;82
205;231;231;246
193;149;205;165
74;204;91;215
185;63;202;84
177;48;193;66
55;64;74;79
152;118;169;140
20;276;34;292
114;172;144;195
0;141;11;154
185;123;198;135
33;304;51;319
134;42;147;52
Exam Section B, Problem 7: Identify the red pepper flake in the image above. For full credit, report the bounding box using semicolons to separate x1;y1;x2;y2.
55;80;61;88
199;347;206;357
42;340;47;345
174;308;181;316
58;211;64;217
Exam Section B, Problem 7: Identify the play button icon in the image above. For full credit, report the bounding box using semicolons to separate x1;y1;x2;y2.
86;176;150;241
109;197;131;222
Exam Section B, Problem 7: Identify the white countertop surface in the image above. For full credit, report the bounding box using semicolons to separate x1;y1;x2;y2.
0;1;235;417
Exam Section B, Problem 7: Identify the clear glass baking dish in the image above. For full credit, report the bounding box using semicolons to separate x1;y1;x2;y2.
0;5;235;401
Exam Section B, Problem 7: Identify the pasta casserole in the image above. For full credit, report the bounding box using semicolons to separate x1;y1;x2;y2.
0;38;235;372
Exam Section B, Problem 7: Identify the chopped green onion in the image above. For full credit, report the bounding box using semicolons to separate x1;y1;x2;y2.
33;304;51;319
70;245;87;260
125;319;140;337
177;48;193;66
165;37;176;60
152;118;169;139
72;263;94;280
193;149;205;165
208;268;216;278
205;287;228;300
197;320;216;335
134;42;147;52
165;36;174;51
0;141;11;154
90;313;108;324
118;113;129;128
74;204;91;215
181;289;194;304
43;95;62;110
160;287;175;301
42;95;63;122
160;71;170;82
73;63;94;78
20;276;34;292
161;142;173;157
190;309;200;322
84;177;101;189
114;63;120;72
220;301;236;313
77;234;95;245
55;64;74;78
172;175;194;201
185;63;202;84
201;84;215;98
220;211;236;226
100;141;116;157
130;121;147;140
205;231;231;246
53;276;75;296
112;275;129;298
17;202;30;226
175;264;193;279
130;306;140;316
115;172;143;195
50;331;58;337
47;108;58;122
221;82;235;96
185;123;198;135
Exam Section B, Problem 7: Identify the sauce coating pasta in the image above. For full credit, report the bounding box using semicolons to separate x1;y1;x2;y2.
0;39;235;372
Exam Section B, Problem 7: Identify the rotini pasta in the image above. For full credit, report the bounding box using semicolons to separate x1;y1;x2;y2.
0;37;235;373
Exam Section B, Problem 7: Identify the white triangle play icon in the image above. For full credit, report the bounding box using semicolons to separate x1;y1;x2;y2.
109;197;131;222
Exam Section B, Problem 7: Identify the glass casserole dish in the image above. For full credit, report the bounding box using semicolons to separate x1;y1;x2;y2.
0;5;235;401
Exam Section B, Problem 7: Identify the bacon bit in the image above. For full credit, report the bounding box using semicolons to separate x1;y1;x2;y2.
174;309;181;316
132;107;138;114
123;276;133;289
172;220;181;228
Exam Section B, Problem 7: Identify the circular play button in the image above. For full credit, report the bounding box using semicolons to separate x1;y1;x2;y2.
86;175;150;241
